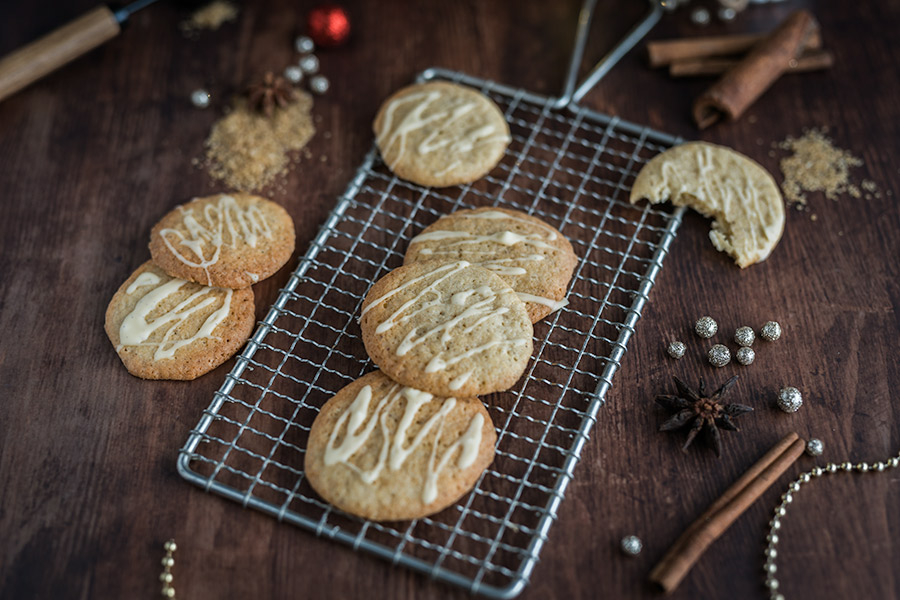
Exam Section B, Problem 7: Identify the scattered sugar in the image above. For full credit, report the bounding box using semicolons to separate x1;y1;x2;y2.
202;93;316;192
181;1;239;35
775;128;874;207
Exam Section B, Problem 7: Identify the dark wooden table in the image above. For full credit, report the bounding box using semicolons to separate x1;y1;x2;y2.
2;1;898;598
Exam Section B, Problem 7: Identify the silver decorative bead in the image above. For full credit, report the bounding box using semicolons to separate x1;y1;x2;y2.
159;572;173;583
161;556;174;568
695;316;718;338
767;578;780;590
766;547;778;558
190;89;210;108
827;464;838;473
760;321;782;342
842;462;852;471
620;535;642;556
735;326;755;347
690;7;711;25
800;473;810;483
806;438;824;456
765;563;777;574
283;65;303;84
309;75;329;95
708;344;731;367
294;35;315;54
299;54;320;74
736;346;755;366
857;463;868;472
783;493;792;503
776;387;803;413
718;6;737;21
891;458;900;468
667;341;686;359
812;467;823;476
164;539;177;553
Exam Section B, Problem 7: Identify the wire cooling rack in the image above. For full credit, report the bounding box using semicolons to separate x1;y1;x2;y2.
179;4;685;593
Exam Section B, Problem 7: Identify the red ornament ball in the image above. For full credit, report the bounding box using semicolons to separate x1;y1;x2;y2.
307;4;351;48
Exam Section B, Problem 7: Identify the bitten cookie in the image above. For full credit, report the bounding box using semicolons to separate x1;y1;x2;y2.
404;207;577;322
150;193;295;288
629;142;784;268
360;261;533;397
373;81;511;187
304;370;496;521
105;261;255;380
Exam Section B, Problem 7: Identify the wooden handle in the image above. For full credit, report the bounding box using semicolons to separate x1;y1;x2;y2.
0;6;121;103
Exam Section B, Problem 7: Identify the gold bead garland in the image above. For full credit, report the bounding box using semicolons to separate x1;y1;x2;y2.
160;539;177;598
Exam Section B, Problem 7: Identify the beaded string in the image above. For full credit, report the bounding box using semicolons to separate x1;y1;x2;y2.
762;451;900;599
160;539;177;598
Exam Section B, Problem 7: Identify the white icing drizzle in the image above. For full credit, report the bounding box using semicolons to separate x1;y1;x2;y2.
117;277;233;360
126;272;161;294
364;260;530;383
245;271;260;283
409;212;559;277
323;384;485;503
159;195;273;285
424;337;528;373
515;292;568;313
424;412;484;504
376;90;510;175
460;210;559;240
413;230;554;253
448;371;473;391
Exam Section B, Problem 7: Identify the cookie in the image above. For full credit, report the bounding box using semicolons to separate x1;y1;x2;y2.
629;142;784;268
150;193;295;288
105;261;255;380
373;81;511;187
360;260;533;397
304;370;496;521
404;207;577;322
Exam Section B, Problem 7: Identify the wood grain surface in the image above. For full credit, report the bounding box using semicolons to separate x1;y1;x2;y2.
1;1;898;599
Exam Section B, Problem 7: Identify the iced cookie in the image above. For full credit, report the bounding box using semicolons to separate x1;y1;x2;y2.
304;370;496;521
360;261;533;397
105;261;255;380
373;81;511;187
150;193;295;288
629;142;784;268
404;207;577;322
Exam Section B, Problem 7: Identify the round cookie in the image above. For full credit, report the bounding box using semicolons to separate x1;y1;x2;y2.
104;261;255;380
360;260;533;397
373;81;511;187
150;193;295;288
629;142;784;268
304;370;496;521
404;207;577;323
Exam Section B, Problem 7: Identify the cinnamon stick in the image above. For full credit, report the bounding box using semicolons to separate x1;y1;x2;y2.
671;50;834;78
693;11;820;129
649;432;806;594
647;30;822;68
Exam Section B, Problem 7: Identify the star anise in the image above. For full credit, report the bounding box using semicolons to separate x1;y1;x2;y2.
246;72;296;117
655;376;752;457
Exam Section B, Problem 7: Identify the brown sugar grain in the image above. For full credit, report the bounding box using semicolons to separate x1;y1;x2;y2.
202;94;315;192
776;128;872;207
180;1;239;35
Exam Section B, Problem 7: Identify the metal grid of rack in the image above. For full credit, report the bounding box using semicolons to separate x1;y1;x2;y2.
178;67;684;598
